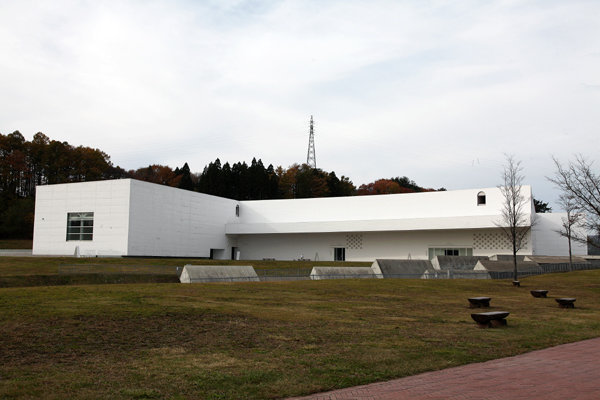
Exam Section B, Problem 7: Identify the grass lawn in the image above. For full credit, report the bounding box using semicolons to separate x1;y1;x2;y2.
0;256;369;277
1;267;599;399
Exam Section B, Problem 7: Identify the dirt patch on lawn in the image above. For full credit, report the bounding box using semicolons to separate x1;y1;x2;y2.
0;310;267;367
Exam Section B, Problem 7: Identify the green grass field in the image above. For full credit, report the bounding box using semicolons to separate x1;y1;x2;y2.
1;258;599;399
0;256;368;277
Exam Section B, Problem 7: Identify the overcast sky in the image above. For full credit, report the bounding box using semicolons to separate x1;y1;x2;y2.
1;0;599;209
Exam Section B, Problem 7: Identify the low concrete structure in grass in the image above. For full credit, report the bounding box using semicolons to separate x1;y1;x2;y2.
431;255;489;271
474;260;542;279
179;265;260;283
430;256;491;278
531;290;549;298
471;311;510;328
423;268;489;280
556;298;576;308
309;266;376;280
371;259;434;279
421;256;489;279
468;297;491;308
525;255;589;264
489;254;528;262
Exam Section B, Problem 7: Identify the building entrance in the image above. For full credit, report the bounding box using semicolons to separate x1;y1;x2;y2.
334;247;345;261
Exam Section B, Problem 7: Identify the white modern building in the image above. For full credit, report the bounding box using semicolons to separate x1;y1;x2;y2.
32;178;587;260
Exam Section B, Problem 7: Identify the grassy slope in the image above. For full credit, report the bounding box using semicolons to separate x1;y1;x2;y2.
0;257;370;277
1;270;599;399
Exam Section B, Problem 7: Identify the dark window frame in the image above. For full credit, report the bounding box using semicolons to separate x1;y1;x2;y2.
334;247;346;261
66;212;94;241
477;191;486;206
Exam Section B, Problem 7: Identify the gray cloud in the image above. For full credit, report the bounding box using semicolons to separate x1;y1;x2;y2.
1;0;599;209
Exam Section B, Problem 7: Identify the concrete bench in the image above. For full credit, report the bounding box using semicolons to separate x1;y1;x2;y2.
556;298;576;308
468;297;491;308
530;290;549;298
471;311;510;328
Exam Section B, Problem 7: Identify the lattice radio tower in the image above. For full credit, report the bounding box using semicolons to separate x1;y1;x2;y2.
306;115;317;168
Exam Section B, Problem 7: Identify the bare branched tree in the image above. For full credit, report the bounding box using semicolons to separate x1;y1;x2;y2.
555;193;583;270
548;155;600;250
496;154;534;282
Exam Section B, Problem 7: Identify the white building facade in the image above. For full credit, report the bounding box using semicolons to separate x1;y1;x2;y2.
32;179;587;260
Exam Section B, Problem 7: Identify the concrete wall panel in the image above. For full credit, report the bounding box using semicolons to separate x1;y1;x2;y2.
235;228;529;261
227;187;533;234
32;180;131;256
532;213;587;256
127;180;238;257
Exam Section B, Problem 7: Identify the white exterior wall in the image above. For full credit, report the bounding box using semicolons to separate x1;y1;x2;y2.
32;180;547;260
532;213;587;256
32;180;131;256
32;179;240;258
126;180;238;257
227;187;533;234
228;186;535;261
234;228;532;261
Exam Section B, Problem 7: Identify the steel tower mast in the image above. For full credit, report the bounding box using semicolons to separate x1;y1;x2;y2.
306;115;316;168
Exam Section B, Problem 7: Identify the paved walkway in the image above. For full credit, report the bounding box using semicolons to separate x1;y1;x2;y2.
288;337;600;400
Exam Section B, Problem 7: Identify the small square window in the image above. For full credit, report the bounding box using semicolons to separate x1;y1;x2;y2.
66;212;94;241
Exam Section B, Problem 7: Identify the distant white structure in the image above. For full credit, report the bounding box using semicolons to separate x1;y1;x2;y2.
309;266;376;280
179;265;259;283
32;178;587;260
371;259;434;279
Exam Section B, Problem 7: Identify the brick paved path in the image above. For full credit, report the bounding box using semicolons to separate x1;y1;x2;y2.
288;337;600;400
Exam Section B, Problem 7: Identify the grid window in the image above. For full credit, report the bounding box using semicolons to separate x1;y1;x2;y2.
66;212;94;241
428;247;473;259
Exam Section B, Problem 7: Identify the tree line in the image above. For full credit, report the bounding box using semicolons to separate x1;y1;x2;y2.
0;131;128;238
129;158;440;200
0;130;439;239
